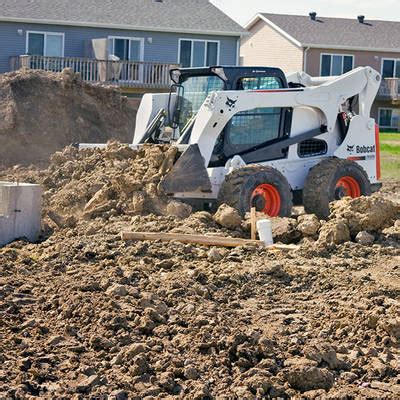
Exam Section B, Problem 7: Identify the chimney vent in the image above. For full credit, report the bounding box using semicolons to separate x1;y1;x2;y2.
309;12;317;21
357;15;365;23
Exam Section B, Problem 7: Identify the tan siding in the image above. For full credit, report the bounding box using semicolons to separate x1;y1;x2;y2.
240;20;303;73
306;48;400;76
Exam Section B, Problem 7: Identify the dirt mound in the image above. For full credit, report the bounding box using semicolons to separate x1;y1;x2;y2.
329;195;400;235
0;68;136;166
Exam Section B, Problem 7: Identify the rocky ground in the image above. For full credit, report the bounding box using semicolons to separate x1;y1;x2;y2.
0;144;399;399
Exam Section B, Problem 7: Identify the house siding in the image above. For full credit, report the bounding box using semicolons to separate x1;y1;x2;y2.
0;21;239;73
240;19;303;72
305;48;400;76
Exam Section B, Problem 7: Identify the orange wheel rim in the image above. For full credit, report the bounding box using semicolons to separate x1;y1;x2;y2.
335;176;361;198
251;184;281;217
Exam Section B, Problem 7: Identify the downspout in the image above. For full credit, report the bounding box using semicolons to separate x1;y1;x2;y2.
303;46;310;73
236;37;241;66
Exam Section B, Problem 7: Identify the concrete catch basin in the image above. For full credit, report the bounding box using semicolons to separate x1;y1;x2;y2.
0;182;43;246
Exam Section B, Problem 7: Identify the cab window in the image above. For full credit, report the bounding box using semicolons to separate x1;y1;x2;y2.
237;76;282;90
225;107;282;154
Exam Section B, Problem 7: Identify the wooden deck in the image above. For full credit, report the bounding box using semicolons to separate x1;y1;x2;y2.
10;55;178;90
378;78;400;104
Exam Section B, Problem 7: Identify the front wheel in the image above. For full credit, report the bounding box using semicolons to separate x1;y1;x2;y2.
303;158;372;219
218;166;293;217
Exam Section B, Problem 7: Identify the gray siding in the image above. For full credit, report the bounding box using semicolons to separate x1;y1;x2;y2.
0;21;239;72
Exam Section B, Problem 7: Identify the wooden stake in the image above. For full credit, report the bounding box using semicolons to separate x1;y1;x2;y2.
121;231;299;251
250;207;257;240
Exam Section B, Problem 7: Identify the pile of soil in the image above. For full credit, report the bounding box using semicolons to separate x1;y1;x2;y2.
0;69;136;166
1;144;399;398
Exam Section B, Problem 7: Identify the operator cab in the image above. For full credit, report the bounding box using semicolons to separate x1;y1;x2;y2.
141;66;294;164
169;66;288;135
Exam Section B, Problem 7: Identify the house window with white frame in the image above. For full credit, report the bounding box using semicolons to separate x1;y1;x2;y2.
378;108;399;129
109;37;143;61
382;59;400;79
26;31;64;57
320;54;353;76
179;39;219;68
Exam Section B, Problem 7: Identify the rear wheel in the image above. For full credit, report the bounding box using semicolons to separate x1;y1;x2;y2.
303;158;371;219
218;166;293;217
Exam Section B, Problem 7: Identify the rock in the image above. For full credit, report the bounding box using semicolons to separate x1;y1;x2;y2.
271;217;301;244
47;335;65;346
83;186;112;215
303;343;340;369
214;204;242;229
131;192;146;214
109;390;128;400
318;219;350;245
208;247;223;262
106;284;128;297
159;146;178;175
130;355;149;376
74;374;100;393
285;366;334;392
159;372;175;391
297;214;321;236
126;343;148;360
166;200;192;219
184;366;200;380
382;222;400;241
355;231;375;245
381;319;400;343
89;335;113;351
340;371;358;383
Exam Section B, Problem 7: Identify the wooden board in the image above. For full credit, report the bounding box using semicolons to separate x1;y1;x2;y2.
250;207;257;241
121;231;299;251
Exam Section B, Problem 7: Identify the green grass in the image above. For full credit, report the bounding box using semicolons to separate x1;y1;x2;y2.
380;143;400;154
380;133;400;180
380;132;400;143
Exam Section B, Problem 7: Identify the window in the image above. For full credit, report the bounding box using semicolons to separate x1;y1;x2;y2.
109;37;143;61
26;31;64;57
179;75;225;130
320;54;354;76
226;107;282;153
379;108;400;128
382;59;400;78
179;39;219;68
238;76;281;90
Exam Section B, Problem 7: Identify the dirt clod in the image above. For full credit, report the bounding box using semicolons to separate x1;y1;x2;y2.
213;204;242;229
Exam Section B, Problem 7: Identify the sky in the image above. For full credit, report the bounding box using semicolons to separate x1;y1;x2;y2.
211;0;400;26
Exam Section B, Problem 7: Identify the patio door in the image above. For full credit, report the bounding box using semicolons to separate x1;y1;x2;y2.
110;37;143;82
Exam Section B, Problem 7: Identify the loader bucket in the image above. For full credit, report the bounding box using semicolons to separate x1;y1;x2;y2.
160;144;212;194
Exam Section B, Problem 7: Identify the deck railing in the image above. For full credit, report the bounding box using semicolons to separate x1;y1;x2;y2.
378;78;400;101
10;55;178;89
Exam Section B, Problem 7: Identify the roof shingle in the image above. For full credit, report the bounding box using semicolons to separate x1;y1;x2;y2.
259;13;400;51
0;0;245;36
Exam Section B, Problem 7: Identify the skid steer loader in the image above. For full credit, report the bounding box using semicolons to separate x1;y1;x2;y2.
133;65;382;219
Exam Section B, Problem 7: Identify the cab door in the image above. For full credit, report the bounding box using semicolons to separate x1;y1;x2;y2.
223;76;292;162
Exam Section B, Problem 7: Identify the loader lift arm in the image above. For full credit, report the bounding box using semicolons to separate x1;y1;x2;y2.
185;67;381;167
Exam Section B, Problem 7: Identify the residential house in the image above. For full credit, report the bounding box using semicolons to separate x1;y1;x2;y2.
241;13;400;131
0;0;245;94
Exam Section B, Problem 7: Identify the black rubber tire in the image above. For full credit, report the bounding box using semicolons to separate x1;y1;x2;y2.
303;157;372;219
218;165;293;217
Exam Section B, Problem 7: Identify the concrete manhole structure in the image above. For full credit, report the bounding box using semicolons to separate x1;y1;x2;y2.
0;182;42;246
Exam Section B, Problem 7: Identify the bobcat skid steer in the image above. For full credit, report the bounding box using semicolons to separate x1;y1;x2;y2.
133;66;382;219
